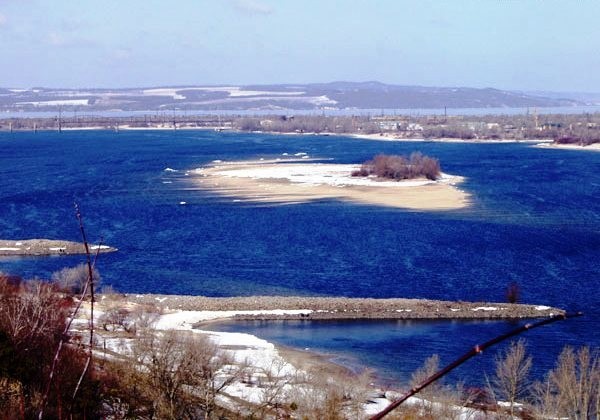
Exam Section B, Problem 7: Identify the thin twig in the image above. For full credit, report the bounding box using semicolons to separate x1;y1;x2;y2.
71;237;103;403
38;203;99;419
69;205;98;402
370;312;584;420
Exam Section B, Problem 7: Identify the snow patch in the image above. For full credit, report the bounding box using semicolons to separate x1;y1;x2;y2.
212;163;456;188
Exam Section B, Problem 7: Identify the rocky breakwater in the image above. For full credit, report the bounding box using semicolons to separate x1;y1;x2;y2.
125;295;564;321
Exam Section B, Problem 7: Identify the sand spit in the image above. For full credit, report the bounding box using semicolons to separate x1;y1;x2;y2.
349;133;552;144
534;142;600;152
192;159;470;210
0;239;117;256
123;294;563;321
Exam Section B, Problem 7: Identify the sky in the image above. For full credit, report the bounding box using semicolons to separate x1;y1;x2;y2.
1;0;599;91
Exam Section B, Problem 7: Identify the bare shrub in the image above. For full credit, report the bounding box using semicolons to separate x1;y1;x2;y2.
0;280;68;347
51;263;101;295
245;358;295;419
128;330;241;419
99;305;133;333
505;282;520;304
285;369;346;420
0;279;102;418
533;346;599;419
128;304;161;331
352;153;441;181
392;354;466;419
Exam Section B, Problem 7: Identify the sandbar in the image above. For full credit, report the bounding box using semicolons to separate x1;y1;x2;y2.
348;133;551;144
190;159;470;210
534;142;600;152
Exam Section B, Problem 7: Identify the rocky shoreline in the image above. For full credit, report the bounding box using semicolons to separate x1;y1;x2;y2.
124;294;563;321
0;239;117;256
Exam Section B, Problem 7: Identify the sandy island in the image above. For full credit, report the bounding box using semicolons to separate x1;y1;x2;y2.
190;158;470;210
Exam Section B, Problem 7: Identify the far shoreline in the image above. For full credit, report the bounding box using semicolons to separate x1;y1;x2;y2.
1;124;557;145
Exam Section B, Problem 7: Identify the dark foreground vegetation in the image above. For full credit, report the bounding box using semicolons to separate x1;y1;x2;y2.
351;153;441;181
2;112;600;145
1;269;599;419
0;270;242;419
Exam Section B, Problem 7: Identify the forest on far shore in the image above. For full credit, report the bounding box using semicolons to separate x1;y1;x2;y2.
2;112;600;145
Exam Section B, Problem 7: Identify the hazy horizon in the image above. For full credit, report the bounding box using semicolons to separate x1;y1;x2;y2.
2;1;600;92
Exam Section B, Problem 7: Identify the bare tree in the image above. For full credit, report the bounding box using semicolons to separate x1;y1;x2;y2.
283;365;373;420
244;358;295;419
533;346;599;420
489;339;532;417
285;369;346;420
132;330;241;419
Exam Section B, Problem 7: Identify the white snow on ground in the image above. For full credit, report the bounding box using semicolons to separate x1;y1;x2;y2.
472;306;499;311
73;306;494;418
16;99;89;106
142;88;185;100
90;245;111;250
497;401;524;408
227;89;305;97
0;247;21;251
206;163;458;188
153;309;313;330
535;305;551;310
86;308;307;412
309;95;337;106
140;86;307;100
363;395;480;419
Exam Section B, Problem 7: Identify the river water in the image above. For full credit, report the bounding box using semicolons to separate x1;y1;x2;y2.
1;129;598;386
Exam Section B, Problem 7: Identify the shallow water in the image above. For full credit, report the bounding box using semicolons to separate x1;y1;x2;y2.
1;129;599;385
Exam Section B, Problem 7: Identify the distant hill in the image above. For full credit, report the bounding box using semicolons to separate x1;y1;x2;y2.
0;82;583;112
524;90;600;105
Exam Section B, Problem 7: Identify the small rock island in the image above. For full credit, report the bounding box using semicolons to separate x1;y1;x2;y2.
0;239;117;256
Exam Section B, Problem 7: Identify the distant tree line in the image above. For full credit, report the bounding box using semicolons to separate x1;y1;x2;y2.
2;112;600;145
234;115;381;134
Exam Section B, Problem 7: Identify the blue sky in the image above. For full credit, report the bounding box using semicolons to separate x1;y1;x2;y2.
1;0;599;91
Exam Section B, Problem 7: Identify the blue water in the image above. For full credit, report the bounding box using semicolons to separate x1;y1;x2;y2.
1;130;599;386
